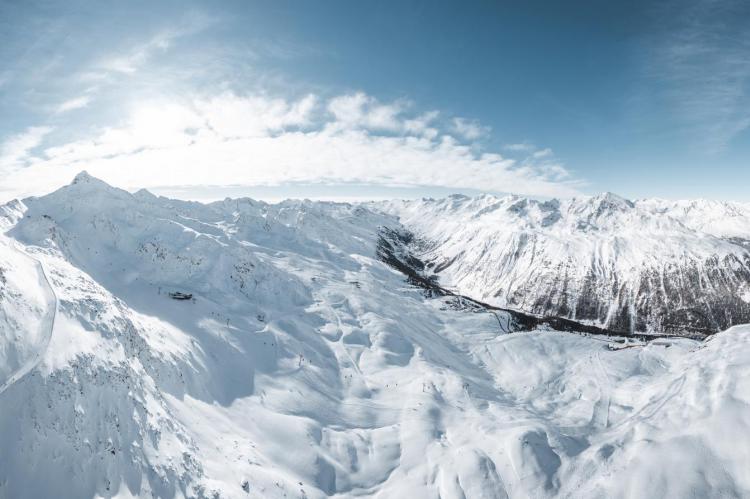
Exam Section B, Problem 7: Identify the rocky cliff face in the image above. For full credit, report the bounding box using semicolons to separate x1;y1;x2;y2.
379;193;750;336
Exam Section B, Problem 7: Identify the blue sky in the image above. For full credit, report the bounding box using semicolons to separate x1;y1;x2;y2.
1;0;749;201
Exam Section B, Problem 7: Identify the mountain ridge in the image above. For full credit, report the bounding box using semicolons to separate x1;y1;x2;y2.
376;193;750;336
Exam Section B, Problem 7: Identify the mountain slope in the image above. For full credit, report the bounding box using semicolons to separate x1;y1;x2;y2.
380;193;750;336
0;175;749;498
0;236;56;395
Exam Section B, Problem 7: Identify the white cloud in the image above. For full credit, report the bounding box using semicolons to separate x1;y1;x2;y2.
503;143;569;180
504;143;535;152
55;96;91;114
0;126;52;174
197;93;318;138
327;92;410;132
403;111;440;139
0;92;584;200
537;163;570;180
532;148;553;159
452;117;489;141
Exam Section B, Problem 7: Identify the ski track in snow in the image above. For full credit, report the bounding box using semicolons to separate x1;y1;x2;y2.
0;242;57;395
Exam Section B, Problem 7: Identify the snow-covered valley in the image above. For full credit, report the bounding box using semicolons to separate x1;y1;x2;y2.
1;174;749;498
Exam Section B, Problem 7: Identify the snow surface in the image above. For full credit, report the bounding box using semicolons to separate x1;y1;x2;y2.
0;175;749;498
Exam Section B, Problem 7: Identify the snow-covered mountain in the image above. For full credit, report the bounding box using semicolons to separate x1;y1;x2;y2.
1;174;749;498
380;193;750;336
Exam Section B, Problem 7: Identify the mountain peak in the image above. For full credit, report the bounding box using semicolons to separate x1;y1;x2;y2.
586;191;635;213
72;170;95;184
67;171;120;192
593;191;632;204
66;171;123;194
133;188;158;201
24;171;134;211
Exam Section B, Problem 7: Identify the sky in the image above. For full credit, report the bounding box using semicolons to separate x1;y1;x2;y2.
1;0;750;202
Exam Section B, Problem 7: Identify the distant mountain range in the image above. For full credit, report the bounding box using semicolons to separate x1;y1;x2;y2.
379;193;750;336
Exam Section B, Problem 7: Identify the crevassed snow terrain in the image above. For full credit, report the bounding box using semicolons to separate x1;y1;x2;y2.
380;194;750;336
0;173;748;498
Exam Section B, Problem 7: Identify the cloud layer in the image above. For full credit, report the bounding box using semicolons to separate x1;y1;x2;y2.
0;91;583;201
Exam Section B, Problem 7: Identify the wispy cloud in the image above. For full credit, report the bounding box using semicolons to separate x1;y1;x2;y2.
0;92;584;200
97;31;175;75
503;142;569;180
649;0;750;152
55;95;91;114
504;142;535;152
532;148;553;159
0;126;52;175
91;12;215;78
0;127;52;163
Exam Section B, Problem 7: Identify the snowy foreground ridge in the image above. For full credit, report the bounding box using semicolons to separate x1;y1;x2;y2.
0;172;749;498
